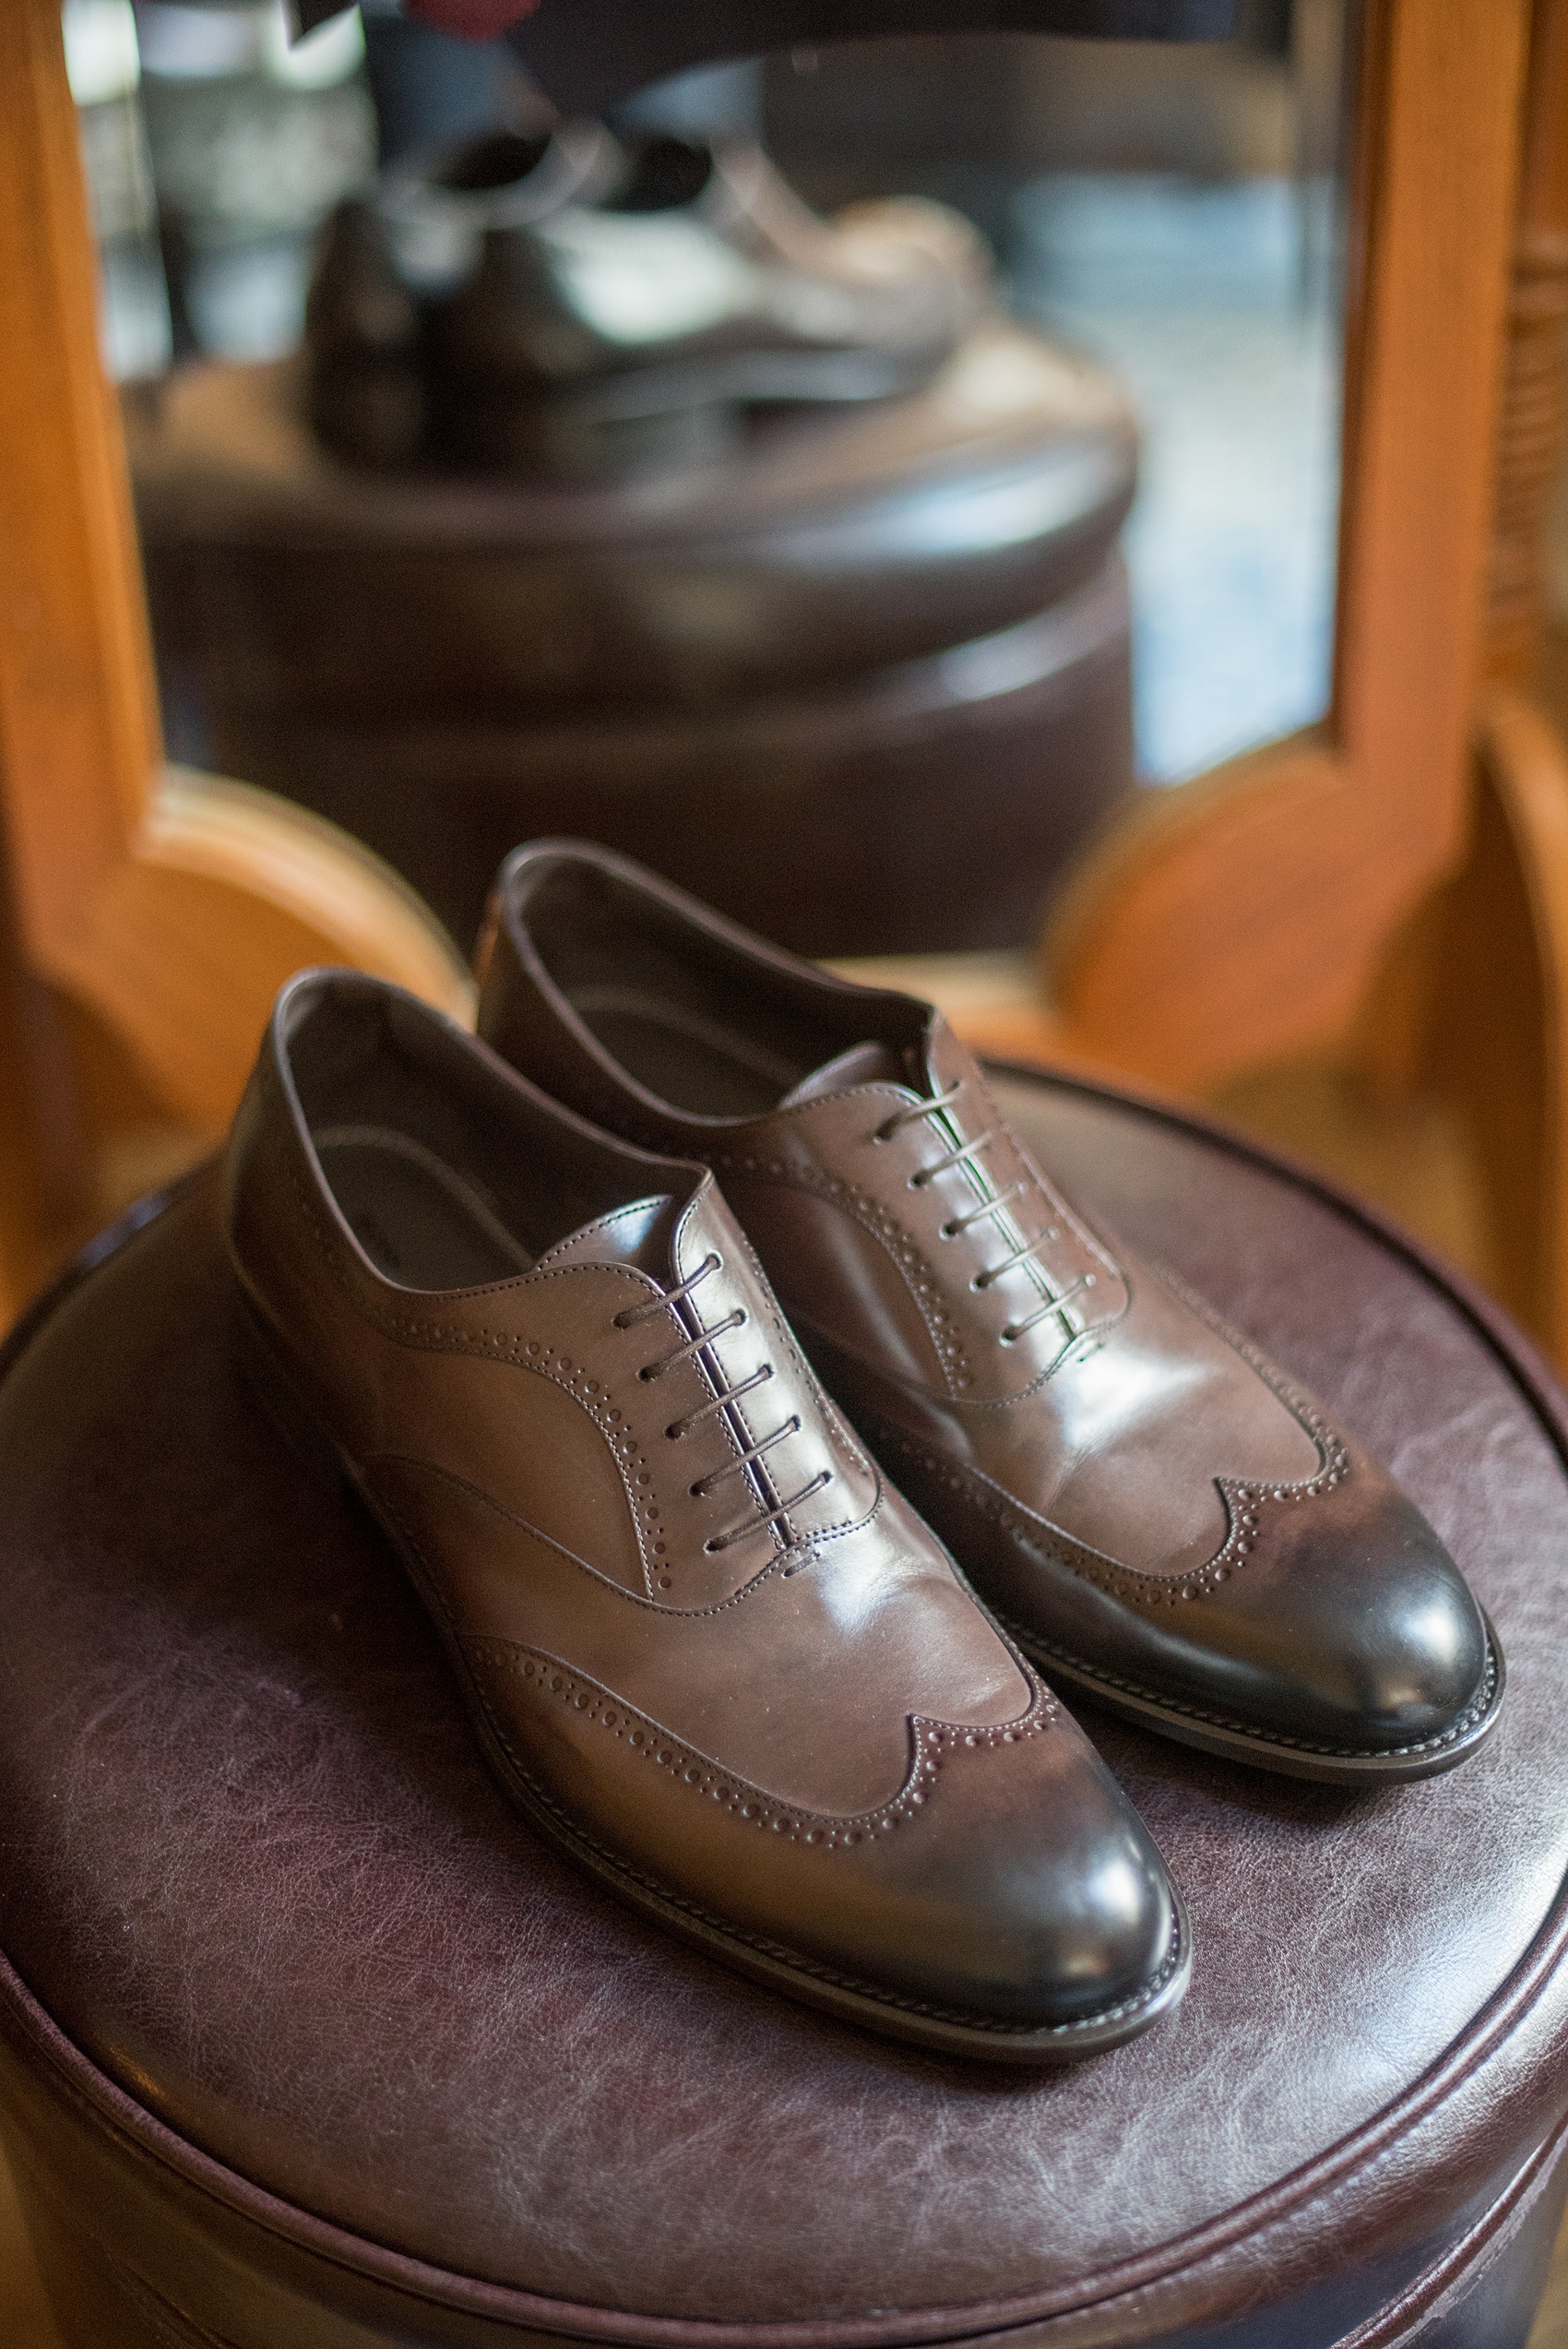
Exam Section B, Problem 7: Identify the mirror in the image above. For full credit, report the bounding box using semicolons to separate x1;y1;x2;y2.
76;1;1354;955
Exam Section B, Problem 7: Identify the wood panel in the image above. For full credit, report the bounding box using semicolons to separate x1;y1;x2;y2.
0;0;472;1325
1046;0;1530;1091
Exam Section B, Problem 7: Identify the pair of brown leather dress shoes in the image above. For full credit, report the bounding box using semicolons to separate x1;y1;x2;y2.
306;122;988;477
223;843;1504;2063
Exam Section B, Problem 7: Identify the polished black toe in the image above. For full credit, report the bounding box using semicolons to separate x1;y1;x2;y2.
1011;1449;1504;1785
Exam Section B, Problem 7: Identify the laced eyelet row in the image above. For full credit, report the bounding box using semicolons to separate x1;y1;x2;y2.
612;1253;830;1557
872;1079;1095;1357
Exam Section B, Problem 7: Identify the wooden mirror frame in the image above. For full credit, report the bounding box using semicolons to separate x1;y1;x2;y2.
3;0;1566;1360
0;0;473;1322
1048;0;1531;1086
1040;0;1568;1359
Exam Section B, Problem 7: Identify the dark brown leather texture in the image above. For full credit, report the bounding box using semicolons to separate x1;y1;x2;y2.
3;1071;1568;2346
200;570;1130;958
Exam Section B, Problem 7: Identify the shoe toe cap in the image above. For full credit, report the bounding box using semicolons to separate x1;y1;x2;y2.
1228;1471;1496;1756
867;1714;1184;2033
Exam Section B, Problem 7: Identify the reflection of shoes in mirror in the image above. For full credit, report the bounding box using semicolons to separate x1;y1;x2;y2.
304;120;622;469
223;968;1189;2060
429;136;992;476
477;842;1507;1785
303;125;991;477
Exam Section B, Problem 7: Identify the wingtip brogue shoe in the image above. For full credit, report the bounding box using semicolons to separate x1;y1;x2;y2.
222;970;1188;2057
475;841;1504;1785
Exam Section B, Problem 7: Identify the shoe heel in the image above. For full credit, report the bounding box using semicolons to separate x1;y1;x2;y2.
231;1284;350;1499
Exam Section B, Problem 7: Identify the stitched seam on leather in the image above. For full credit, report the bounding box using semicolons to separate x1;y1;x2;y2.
357;1485;1171;2044
285;1157;868;1570
1005;1616;1503;1761
375;1454;813;1618
854;1366;1346;1606
468;1635;1054;1839
425;1628;1182;2040
716;1159;1130;1409
712;1155;973;1393
727;1218;882;1489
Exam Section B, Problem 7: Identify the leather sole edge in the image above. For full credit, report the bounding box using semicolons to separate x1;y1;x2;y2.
1008;1616;1508;1786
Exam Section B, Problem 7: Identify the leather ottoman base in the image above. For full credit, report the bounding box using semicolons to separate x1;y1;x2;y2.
130;331;1137;719
5;1070;1568;2349
5;1994;1567;2349
208;558;1133;957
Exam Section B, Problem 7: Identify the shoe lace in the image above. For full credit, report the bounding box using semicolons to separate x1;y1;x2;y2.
612;1253;830;1554
874;1082;1099;1349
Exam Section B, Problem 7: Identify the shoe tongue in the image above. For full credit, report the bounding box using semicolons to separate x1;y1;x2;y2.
777;1040;910;1108
534;1192;683;1279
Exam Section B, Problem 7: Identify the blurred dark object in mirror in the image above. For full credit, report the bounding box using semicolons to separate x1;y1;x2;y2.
133;1;374;363
129;326;1134;953
302;123;992;482
495;0;1240;118
764;7;1311;264
361;16;520;165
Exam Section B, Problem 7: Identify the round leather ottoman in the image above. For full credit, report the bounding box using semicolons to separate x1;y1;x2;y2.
127;328;1135;956
2;1067;1567;2349
210;555;1131;957
129;325;1135;720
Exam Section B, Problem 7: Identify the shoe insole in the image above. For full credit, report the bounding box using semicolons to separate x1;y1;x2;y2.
315;1125;535;1292
568;984;803;1119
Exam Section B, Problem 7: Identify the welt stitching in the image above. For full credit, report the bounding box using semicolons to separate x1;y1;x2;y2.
445;1639;1180;2040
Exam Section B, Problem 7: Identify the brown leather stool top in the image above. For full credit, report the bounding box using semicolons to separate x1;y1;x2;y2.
2;1067;1567;2349
129;324;1134;720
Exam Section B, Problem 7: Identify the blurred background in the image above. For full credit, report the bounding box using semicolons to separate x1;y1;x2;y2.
70;0;1348;800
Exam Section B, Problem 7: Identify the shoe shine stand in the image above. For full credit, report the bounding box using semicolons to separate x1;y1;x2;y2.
6;4;1568;2346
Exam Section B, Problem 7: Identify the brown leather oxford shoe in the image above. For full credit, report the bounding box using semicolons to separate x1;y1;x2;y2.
477;843;1506;1784
222;970;1188;2058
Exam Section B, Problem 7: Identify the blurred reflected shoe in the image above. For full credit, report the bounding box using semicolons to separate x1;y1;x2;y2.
430;134;991;475
305;121;620;468
304;125;990;477
477;841;1506;1784
223;968;1188;2060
